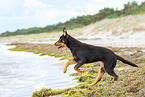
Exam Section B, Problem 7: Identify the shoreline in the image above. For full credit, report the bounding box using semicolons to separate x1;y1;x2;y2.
8;42;145;97
1;13;145;96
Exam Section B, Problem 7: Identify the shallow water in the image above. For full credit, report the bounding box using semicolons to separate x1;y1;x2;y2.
0;42;78;97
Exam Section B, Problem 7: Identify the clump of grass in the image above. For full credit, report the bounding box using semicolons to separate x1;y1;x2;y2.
119;37;129;39
77;38;88;40
77;38;102;40
91;38;102;40
32;87;68;97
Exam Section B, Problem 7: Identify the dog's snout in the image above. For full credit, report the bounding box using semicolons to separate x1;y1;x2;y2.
54;42;58;46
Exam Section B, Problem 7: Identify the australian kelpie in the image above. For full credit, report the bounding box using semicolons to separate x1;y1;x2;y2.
54;28;138;86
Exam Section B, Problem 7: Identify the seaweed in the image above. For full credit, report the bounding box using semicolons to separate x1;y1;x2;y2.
8;43;145;97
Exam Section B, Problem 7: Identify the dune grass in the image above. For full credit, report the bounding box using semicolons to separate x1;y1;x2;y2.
1;14;145;43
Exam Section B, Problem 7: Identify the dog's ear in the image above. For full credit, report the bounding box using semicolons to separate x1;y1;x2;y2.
63;28;67;36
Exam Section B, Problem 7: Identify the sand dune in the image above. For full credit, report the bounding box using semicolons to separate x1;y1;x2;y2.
0;14;145;47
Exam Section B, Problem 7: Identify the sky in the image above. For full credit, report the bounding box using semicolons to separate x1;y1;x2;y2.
0;0;144;33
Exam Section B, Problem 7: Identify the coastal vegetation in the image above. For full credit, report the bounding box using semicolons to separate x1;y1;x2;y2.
0;1;145;37
9;43;145;97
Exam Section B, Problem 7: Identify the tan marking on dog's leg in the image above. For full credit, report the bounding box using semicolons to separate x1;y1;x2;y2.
88;63;105;86
63;60;76;73
112;77;115;81
74;68;83;72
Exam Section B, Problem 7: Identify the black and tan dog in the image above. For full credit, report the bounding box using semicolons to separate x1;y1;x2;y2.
54;28;138;86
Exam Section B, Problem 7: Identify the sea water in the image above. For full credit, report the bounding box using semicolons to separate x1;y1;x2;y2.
0;42;78;97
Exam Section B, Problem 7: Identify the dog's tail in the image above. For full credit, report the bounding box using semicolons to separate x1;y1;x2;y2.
116;55;138;67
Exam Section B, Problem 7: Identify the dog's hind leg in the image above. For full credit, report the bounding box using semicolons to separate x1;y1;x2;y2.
105;68;118;81
104;59;118;81
63;60;76;73
88;63;105;86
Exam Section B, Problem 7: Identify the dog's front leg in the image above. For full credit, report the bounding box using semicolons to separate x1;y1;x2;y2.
63;60;76;73
74;60;85;72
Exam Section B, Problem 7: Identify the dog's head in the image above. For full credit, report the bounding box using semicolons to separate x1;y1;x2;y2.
54;28;69;49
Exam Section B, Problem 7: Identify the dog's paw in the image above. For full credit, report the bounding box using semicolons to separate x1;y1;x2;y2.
63;68;67;73
74;68;85;73
79;68;85;72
